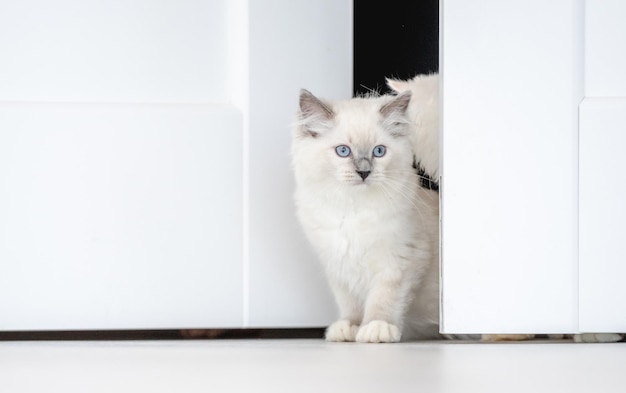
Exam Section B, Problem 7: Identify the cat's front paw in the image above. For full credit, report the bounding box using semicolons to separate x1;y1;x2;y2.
356;320;401;343
326;320;359;342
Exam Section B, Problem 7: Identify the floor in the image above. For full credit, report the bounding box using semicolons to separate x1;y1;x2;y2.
2;339;625;393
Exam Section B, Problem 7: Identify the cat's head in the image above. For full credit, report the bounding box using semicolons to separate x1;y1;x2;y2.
292;89;414;190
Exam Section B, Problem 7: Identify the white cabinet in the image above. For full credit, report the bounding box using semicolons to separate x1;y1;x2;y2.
0;103;244;330
0;0;229;103
441;0;626;334
0;0;350;330
579;0;626;333
584;0;626;97
579;99;626;332
15;0;625;335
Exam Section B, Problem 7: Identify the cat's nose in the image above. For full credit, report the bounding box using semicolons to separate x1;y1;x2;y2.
356;170;371;181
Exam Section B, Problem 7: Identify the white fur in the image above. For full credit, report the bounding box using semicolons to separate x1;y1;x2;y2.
292;92;441;342
387;73;440;180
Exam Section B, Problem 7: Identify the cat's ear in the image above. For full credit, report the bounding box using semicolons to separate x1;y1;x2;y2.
386;78;410;93
297;89;335;138
380;91;411;117
380;91;412;137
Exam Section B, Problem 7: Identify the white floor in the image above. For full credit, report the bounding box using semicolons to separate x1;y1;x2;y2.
1;339;625;393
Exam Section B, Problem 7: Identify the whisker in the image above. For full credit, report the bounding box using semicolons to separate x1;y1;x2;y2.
380;173;438;210
383;168;439;185
374;176;430;222
358;84;381;97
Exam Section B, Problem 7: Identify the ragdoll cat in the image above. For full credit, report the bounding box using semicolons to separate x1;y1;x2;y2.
388;74;624;344
292;89;441;342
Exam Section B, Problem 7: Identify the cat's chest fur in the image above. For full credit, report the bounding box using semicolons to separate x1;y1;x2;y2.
306;192;396;256
296;183;426;288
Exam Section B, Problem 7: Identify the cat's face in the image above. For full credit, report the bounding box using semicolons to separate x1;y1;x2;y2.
292;90;414;190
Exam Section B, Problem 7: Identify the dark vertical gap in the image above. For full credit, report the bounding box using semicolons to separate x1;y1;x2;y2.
353;0;439;96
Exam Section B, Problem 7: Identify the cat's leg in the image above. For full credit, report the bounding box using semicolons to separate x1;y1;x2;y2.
356;269;407;343
325;282;362;342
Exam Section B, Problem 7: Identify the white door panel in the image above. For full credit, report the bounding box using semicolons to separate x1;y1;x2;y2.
440;0;581;334
585;0;626;97
0;103;243;330
0;0;228;103
577;0;626;333
579;98;626;332
442;0;626;334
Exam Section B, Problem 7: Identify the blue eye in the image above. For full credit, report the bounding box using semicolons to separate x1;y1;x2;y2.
335;145;351;157
373;145;386;157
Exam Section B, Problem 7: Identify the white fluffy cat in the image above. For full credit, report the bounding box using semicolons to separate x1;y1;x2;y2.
292;88;441;343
